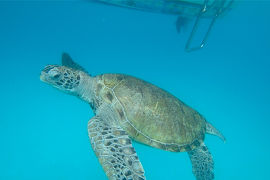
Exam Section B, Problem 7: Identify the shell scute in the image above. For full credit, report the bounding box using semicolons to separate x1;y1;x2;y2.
98;74;206;152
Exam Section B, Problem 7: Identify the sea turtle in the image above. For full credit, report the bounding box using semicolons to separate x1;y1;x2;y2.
40;53;225;180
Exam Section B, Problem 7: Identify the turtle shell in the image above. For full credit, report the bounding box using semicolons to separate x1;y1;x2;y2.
95;74;206;152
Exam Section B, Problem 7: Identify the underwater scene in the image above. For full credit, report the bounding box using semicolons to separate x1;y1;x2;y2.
0;0;269;180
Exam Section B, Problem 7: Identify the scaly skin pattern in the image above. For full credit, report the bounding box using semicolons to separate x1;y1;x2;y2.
90;73;207;152
88;116;145;180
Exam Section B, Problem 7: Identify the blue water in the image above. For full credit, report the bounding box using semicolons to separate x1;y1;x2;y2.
0;1;269;180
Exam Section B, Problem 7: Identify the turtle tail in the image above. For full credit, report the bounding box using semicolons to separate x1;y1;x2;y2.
206;121;226;142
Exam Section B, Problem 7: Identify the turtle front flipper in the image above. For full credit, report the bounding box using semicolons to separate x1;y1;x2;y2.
88;116;145;180
188;143;214;180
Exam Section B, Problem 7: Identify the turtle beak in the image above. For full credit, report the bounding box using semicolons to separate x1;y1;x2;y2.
40;65;58;82
40;66;51;82
40;71;47;82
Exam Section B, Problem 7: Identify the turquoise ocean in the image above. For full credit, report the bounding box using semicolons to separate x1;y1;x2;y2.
0;0;269;180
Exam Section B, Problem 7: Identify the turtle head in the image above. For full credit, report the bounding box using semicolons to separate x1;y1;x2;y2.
40;65;81;93
40;53;89;95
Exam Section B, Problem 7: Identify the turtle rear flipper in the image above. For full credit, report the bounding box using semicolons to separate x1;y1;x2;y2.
88;115;145;180
206;122;226;142
188;143;214;180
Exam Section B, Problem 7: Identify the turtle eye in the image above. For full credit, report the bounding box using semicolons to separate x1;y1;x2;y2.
53;74;60;79
48;69;61;79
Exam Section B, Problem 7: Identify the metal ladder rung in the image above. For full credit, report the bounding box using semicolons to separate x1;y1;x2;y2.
185;0;233;52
